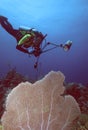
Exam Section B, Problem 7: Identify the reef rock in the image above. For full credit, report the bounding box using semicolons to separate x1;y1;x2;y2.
64;83;88;114
0;69;28;119
1;71;81;130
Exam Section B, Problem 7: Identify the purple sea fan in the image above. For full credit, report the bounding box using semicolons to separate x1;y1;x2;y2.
1;71;81;130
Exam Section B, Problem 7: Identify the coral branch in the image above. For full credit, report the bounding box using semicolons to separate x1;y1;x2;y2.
41;90;44;130
26;106;32;130
46;87;56;130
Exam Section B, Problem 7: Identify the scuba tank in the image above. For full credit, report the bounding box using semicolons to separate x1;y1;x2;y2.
19;26;37;32
19;26;36;39
19;26;32;31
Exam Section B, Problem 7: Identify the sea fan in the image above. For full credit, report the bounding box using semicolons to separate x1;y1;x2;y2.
1;71;81;130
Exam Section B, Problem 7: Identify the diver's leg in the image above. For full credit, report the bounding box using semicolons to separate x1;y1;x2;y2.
0;16;16;36
0;16;21;41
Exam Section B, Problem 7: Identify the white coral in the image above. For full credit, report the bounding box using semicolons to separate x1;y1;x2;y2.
1;71;81;130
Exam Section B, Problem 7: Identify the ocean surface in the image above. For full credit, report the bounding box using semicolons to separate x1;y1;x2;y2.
0;0;88;85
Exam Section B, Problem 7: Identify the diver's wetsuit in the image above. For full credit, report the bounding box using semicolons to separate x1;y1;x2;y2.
0;16;29;53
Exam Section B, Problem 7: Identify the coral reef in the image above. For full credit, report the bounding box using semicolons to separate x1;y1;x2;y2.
0;69;29;119
64;83;88;130
71;114;88;130
0;68;29;88
64;83;88;114
1;71;81;130
0;69;88;130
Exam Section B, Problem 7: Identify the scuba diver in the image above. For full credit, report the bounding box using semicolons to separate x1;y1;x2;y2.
0;15;45;57
0;15;72;68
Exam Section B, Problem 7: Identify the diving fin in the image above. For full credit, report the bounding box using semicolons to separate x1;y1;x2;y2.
0;15;8;21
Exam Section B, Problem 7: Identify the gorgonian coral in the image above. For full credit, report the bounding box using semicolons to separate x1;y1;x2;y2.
1;71;81;130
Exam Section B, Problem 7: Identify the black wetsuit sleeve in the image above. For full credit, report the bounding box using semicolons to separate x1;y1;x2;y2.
16;45;29;54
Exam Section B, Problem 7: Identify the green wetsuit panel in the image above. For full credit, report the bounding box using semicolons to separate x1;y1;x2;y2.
18;34;31;45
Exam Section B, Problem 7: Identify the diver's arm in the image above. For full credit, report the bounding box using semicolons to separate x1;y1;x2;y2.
16;45;29;54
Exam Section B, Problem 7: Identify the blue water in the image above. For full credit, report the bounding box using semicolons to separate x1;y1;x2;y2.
0;0;88;85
